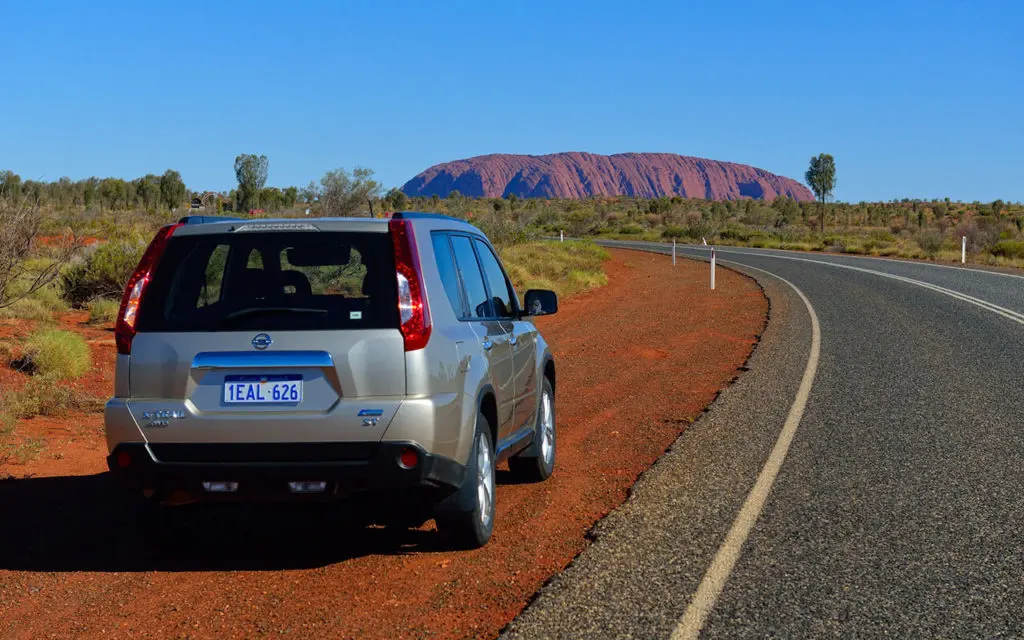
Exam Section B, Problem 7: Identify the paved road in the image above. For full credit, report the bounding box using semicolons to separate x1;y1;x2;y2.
505;241;1024;638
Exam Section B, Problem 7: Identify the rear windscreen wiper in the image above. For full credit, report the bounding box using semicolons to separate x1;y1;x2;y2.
217;306;328;327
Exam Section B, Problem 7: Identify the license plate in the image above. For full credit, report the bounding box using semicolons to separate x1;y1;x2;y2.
223;374;302;404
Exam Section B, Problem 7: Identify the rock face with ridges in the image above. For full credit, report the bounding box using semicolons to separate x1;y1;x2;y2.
402;152;814;201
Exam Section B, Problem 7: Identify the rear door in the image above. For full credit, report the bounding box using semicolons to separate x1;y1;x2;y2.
473;239;538;433
128;225;406;444
448;234;516;439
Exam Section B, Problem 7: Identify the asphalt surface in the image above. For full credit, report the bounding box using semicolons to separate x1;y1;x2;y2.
504;242;1024;638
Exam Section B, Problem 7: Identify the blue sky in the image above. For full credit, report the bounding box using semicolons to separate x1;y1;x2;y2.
3;0;1021;202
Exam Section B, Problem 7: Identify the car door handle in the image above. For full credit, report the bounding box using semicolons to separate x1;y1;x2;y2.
482;339;493;351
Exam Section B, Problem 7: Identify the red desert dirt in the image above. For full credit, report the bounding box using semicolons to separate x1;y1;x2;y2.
0;248;767;639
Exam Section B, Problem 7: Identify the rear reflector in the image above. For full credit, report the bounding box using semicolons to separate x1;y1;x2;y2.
115;223;182;355
202;481;239;493
399;447;419;469
116;451;132;468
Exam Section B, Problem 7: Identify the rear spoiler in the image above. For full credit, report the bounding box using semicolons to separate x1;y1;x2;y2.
177;215;244;225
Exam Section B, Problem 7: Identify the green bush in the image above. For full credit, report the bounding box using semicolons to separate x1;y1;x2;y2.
991;240;1024;259
21;329;91;379
0;298;52;322
87;298;122;326
916;230;944;257
60;241;144;307
662;226;685;239
3;375;101;419
619;224;643;235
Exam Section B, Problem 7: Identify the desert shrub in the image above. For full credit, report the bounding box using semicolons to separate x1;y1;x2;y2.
500;240;608;300
869;229;896;242
0;341;14;365
21;329;91;379
956;218;1002;256
916;229;944;257
991;240;1024;259
684;221;714;241
0;198;82;312
619;224;643;235
87;298;122;325
0;298;51;322
3;375;101;419
662;226;685;239
719;226;753;242
60;240;144;307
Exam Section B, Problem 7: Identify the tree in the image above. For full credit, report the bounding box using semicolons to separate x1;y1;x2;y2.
134;174;161;211
159;169;187;212
234;153;269;213
384;187;408;211
805;153;837;232
0;196;82;310
0;171;22;200
99;178;126;211
318;167;381;217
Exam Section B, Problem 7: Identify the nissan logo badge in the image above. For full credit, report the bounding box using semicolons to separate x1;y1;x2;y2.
252;333;273;350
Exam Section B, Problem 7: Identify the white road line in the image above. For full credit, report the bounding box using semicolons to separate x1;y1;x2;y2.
676;242;1024;282
671;265;821;640
699;248;1024;327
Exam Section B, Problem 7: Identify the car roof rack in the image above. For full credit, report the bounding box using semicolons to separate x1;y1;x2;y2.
177;215;244;225
389;211;464;222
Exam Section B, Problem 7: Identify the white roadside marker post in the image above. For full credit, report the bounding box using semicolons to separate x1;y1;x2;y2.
962;236;967;264
560;230;564;243
673;238;677;265
710;247;716;290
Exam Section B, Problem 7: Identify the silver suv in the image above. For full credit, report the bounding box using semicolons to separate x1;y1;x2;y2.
105;212;558;548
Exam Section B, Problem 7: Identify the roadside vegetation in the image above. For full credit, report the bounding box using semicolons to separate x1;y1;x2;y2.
2;151;1021;459
500;241;609;300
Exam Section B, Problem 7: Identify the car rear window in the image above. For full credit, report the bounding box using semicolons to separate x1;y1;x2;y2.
136;231;398;333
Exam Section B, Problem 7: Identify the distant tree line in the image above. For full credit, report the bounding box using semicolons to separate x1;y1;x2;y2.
0;154;385;218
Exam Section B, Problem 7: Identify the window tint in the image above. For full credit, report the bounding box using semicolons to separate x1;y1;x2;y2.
450;235;491;319
474;239;515;318
432;233;465;317
137;231;397;332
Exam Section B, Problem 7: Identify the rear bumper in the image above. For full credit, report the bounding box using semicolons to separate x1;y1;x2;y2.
106;441;466;500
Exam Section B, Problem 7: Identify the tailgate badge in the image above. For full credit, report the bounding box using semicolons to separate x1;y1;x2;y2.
359;409;383;427
252;333;273;350
141;409;185;428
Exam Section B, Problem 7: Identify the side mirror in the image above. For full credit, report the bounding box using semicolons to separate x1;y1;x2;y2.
523;289;558;317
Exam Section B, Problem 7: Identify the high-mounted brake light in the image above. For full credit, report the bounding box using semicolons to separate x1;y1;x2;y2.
114;223;182;355
389;219;431;351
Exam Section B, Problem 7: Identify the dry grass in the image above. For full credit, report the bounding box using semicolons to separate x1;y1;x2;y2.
20;329;91;379
87;298;121;325
2;375;102;419
500;240;610;300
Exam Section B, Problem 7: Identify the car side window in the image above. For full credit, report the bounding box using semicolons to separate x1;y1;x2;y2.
474;239;516;318
450;235;492;319
432;232;466;317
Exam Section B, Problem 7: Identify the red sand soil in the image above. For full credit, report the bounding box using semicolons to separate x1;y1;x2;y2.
0;249;766;639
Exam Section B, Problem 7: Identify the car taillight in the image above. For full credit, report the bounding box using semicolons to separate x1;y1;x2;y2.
114;223;182;355
389;218;431;351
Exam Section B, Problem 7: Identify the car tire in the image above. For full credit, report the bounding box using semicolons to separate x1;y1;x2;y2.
434;409;496;549
508;377;556;483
